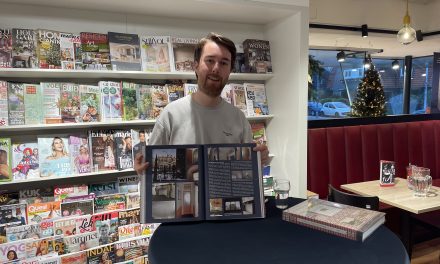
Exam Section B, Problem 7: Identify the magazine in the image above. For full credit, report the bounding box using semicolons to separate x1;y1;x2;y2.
118;175;139;193
60;251;87;264
60;199;94;217
140;143;264;223
140;35;173;72
108;32;141;71
38;136;72;178
121;82;139;121
92;211;119;245
0;137;12;182
94;193;126;213
63;231;99;254
0;29;12;68
86;244;115;264
0;81;8;126
12;142;39;180
19;187;54;204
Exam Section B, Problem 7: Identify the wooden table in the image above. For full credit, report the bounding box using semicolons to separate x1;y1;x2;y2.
341;177;440;256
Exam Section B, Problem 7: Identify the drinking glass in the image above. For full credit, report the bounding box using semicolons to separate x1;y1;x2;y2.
274;179;290;209
412;175;432;197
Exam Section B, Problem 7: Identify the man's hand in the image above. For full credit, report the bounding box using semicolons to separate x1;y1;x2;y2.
134;153;149;176
253;144;270;166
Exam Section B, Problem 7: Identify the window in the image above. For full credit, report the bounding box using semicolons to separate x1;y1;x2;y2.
410;56;433;114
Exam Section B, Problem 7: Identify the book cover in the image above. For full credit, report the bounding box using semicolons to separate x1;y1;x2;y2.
243;39;272;73
12;28;37;68
250;122;267;145
131;128;152;159
114;130;133;170
171;37;198;72
230;83;247;115
7;82;25;125
6;223;41;242
94;193;126;213
183;83;197;97
60;251;87;264
19;187;54;204
0;203;27;226
86;244;115;264
80;32;111;71
0;138;12;182
89;181;119;196
0;81;8;126
108;31;141;71
165;83;184;103
60;83;80;123
24;83;43;125
27;201;61;225
89;130;116;172
125;193;140;209
36;29;61;69
118;175;139;193
38;136;72;178
380;160;396;186
92;211;119;245
60;199;94;217
59;32;76;70
99;81;122;122
141;143;264;223
63;231;99;254
41;82;62;124
136;84;153;120
244;83;269;116
0;240;27;262
79;85;101;123
151;85;168;119
12;142;39;180
0;29;12;68
121;82;139;121
140;35;173;72
118;208;140;226
282;199;386;242
68;135;92;175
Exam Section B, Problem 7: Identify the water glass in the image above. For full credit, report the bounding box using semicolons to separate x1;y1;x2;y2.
274;179;290;209
412;175;432;197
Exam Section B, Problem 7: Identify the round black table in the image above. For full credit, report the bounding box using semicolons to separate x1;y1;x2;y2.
148;198;410;264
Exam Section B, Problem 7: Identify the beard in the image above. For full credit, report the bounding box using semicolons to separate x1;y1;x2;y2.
198;74;227;97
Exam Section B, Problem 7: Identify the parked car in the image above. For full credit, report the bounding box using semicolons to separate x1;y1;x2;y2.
308;101;322;116
320;102;351;117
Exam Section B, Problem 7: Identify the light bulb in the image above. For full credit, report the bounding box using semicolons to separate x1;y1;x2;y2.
397;24;416;45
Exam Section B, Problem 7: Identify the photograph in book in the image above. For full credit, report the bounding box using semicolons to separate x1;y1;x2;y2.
60;83;80;123
114;236;145;262
6;223;41;242
93;211;119;245
166;83;184;103
108;32;141;71
12;142;39;180
183;83;197;97
0;240;27;262
80;32;111;71
12;28;37;68
25;236;57;259
89;181;119;196
86;244;115;264
41;82;62;124
60;199;94;217
118;175;139;193
24;83;43;125
60;251;87;264
0;138;12;182
59;32;76;70
140;36;173;72
19;187;54;204
142;143;264;223
171;37;198;72
125;193;140;209
27;201;61;225
121;82;139;121
7;82;25;125
151;85;168;119
0;29;12;68
114;130;134;170
63;231;99;254
380;160;396;186
118;208;140;226
38;136;72;178
0;81;8;126
79;85;101;123
36;29;61;69
243;39;272;73
282;199;386;242
136;84;153;120
230;83;247;115
117;223;141;241
69;135;92;174
131;129;152;159
244;83;269;116
0;203;27;226
89;130;116;172
53;217;77;236
94;193;126;213
54;184;88;202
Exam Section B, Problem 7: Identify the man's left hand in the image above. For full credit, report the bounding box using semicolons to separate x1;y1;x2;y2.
253;144;270;166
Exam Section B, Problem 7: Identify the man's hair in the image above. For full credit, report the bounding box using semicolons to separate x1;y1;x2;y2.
194;32;236;71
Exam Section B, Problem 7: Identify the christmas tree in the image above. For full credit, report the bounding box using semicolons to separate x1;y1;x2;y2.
350;63;386;117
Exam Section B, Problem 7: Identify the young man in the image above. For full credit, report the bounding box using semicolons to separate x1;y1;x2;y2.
135;32;269;174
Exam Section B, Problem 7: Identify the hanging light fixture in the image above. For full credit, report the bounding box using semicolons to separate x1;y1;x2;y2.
361;24;368;38
392;60;400;70
336;51;346;62
397;0;416;45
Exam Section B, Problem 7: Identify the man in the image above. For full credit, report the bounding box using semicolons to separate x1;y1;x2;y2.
135;32;269;174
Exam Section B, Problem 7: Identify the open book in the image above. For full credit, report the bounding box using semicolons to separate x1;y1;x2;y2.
140;143;265;223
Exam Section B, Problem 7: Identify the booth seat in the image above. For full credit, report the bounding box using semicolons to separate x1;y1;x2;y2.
307;120;440;199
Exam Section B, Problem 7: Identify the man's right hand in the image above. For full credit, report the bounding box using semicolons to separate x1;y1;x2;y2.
134;153;149;176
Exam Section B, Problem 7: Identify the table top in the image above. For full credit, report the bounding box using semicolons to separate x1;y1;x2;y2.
148;198;409;264
341;178;440;214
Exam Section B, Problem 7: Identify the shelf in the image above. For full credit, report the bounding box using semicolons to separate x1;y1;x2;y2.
247;115;275;122
0;68;273;81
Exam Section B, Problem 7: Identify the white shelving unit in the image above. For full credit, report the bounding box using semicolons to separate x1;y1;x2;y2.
0;0;309;198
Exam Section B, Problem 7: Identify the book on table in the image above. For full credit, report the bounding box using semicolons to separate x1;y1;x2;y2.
140;143;265;223
282;199;385;242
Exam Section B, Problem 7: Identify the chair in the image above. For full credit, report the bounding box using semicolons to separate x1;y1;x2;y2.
328;184;379;211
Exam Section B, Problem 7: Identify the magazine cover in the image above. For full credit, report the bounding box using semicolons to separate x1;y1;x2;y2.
0;240;27;262
244;83;269;116
89;181;119;196
230;83;247;115
72;34;82;70
69;135;92;175
151;85;168;119
24;83;43;125
79;85;101;122
94;193;126;213
243;39;272;73
108;31;141;71
125;193;140;209
121;82;139;121
86;244;115;264
27;201;61;225
60;83;80;123
118;175;139;193
53;217;78;236
38;136;72;178
60;199;94;217
0;29;12;68
59;32;76;70
6;223;41;242
0;192;19;206
113;236;146;262
60;251;87;264
39;219;54;238
251;122;267;145
0;138;12;182
140;35;173;72
12;28;37;68
75;214;95;234
171;37;198;72
89;130;116;172
183;83;197;97
25;236;56;258
220;84;233;104
166;83;184;103
0;81;8;126
80;32;111;71
99;81;122;122
19;187;54;204
131;128;152;159
62;194;96;203
136;84;153;120
114;130;133;170
92;211;119;245
117;223;141;242
12;142;39;180
63;231;99;254
36;29;61;69
233;43;247;73
0;203;27;225
7;82;25;125
118;208;140;226
41;82;62;124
